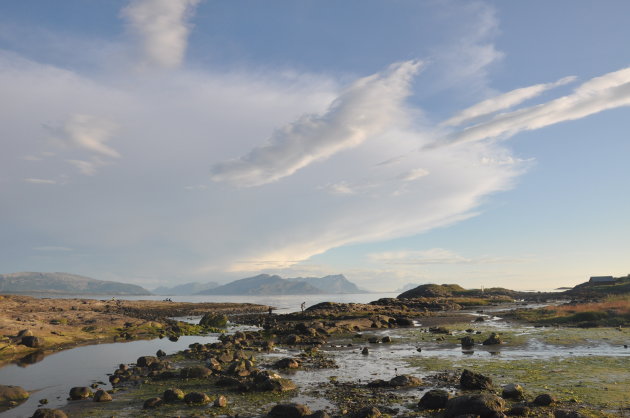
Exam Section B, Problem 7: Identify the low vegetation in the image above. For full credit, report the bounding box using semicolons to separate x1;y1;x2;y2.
511;295;630;327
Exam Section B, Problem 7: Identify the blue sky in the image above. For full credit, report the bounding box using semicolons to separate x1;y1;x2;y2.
1;0;629;291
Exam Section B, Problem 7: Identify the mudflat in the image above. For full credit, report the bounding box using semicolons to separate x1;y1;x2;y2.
0;294;268;365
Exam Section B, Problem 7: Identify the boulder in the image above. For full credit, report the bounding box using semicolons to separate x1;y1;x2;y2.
268;403;312;417
199;313;228;328
533;393;556;406
368;337;380;344
68;387;92;400
258;377;297;392
0;385;29;406
483;332;502;345
418;389;451;409
214;395;228;407
136;356;158;368
395;317;414;326
284;334;302;345
20;336;41;348
352;406;382;418
461;336;475;348
361;347;369;355
31;409;68;418
444;393;505;417
275;358;300;369
502;383;525;400
381;336;392;343
143;397;163;409
388;374;422;387
163;388;185;403
92;390;112;402
156;349;166;358
460;369;493;390
184;392;211;404
17;329;34;338
180;365;213;378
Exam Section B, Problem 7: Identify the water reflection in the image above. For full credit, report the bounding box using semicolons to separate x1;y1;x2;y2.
16;351;45;367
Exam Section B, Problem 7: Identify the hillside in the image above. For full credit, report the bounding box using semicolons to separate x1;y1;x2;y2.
198;273;364;295
563;275;630;297
0;272;151;295
153;281;219;295
397;283;521;299
288;274;365;293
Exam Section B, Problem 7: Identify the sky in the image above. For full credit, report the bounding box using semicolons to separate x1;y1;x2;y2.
1;0;629;292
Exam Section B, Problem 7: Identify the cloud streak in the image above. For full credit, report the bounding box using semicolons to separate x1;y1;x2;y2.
211;61;422;187
443;76;576;127
122;0;200;70
448;67;630;145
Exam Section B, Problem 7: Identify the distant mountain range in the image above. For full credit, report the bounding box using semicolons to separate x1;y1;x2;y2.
197;274;365;295
153;281;219;295
0;272;151;295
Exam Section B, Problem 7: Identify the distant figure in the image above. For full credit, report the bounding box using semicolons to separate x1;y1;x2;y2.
268;307;273;315
301;302;306;312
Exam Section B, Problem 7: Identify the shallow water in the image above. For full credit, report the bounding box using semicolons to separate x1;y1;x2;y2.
0;335;218;418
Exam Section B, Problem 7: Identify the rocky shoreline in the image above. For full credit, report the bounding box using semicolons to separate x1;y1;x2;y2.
1;294;629;417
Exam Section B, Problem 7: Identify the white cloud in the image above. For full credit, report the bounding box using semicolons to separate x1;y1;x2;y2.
121;0;200;70
443;76;576;126
397;168;429;182
63;114;119;158
210;61;423;187
24;178;57;185
369;248;527;265
448;67;630;145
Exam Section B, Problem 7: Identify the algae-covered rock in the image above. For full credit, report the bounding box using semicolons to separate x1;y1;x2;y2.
93;389;112;402
418;389;451;409
460;369;493;390
163;388;185;403
0;385;29;407
68;387;92;400
444;393;505;417
199;313;228;328
31;408;68;418
184;391;211;404
268;403;312;417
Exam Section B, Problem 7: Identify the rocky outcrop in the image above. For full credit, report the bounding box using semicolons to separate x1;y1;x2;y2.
0;384;29;407
460;369;493;390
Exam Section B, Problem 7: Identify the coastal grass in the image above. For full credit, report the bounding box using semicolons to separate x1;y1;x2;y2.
512;295;630;326
406;355;630;415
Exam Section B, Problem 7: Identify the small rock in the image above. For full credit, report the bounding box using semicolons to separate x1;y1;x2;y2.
156;349;166;358
20;336;41;348
418;389;451;409
381;336;392;343
136;356;158;368
275;358;300;369
361;347;369;355
461;336;475;348
444;393;505;417
482;332;502;345
92;390;112;402
502;383;525;400
31;408;68;418
214;395;228;407
268;403;312;417
184;392;211;404
68;387;92;400
507;404;530;416
143;397;163;409
533;393;556;406
388;374;422;387
460;369;493;390
163;388;185;403
367;337;379;344
0;385;29;406
352;406;382;418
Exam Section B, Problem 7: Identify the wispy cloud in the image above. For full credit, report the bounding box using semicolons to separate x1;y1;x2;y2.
443;76;576;127
211;61;423;187
121;0;200;70
24;178;57;185
447;67;630;145
369;248;527;265
33;246;73;252
63;114;119;158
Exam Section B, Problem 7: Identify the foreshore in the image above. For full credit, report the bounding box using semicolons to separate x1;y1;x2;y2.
0;294;269;365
